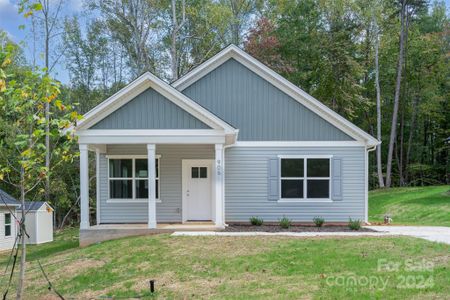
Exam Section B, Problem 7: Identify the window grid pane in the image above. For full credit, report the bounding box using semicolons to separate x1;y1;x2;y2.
135;159;148;178
281;159;304;177
307;159;330;177
199;167;207;178
109;159;132;178
281;179;304;198
110;179;133;199
307;180;329;198
5;225;11;236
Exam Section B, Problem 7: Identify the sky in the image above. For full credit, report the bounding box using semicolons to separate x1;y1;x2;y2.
1;0;449;85
0;0;87;83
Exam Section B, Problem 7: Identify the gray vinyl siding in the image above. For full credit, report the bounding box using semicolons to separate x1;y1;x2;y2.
99;144;214;223
224;146;366;222
182;58;353;141
92;88;210;129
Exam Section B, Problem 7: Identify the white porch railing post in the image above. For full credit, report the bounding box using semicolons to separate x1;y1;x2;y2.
214;144;224;227
80;144;90;229
147;144;157;229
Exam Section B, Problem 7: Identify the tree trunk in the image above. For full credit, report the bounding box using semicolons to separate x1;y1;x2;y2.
374;18;384;188
171;0;178;81
16;168;27;300
386;0;406;188
44;0;51;202
398;107;405;185
405;95;419;182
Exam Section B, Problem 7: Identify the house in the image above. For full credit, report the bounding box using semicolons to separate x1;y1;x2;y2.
75;45;379;244
0;189;19;251
17;201;54;244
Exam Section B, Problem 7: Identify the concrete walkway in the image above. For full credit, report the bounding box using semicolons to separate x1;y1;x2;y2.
365;226;450;245
172;231;395;238
172;226;450;245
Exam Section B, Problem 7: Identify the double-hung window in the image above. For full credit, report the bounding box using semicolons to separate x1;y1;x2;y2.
108;157;160;201
280;156;331;201
4;213;11;237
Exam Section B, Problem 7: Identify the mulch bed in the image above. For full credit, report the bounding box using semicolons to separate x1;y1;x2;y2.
223;224;375;232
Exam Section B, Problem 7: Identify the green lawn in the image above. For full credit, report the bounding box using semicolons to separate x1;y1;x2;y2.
369;185;450;226
1;229;449;299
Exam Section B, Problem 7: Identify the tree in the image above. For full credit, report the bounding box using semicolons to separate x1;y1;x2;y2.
385;0;427;187
88;0;161;77
19;0;67;203
0;40;79;299
220;0;262;45
244;17;293;74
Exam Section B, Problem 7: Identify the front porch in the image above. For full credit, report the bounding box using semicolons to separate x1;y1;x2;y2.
78;137;230;236
79;222;221;247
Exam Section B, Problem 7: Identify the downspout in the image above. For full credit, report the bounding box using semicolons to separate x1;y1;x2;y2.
222;130;239;227
365;144;377;224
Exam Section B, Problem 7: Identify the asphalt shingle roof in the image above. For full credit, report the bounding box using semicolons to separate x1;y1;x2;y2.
0;189;20;206
19;201;46;211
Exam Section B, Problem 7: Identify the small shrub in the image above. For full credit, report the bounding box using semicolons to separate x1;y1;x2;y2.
348;218;362;230
313;216;325;227
279;216;292;229
249;216;263;226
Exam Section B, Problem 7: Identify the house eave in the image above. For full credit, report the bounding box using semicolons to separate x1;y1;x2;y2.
76;129;235;145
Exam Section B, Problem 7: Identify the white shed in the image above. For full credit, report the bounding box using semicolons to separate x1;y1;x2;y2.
18;202;54;244
0;189;19;252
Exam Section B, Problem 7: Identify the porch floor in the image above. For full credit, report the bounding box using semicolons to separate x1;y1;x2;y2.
80;222;222;247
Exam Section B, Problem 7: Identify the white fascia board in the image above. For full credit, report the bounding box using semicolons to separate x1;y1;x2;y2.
233;141;365;147
172;45;380;147
75;72;236;134
77;129;227;145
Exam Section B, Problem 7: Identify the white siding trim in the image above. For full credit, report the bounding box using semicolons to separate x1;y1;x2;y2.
172;45;379;146
234;141;365;147
77;129;230;145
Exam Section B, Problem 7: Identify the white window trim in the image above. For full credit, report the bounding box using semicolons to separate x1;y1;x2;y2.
4;212;12;237
278;155;332;203
106;155;161;203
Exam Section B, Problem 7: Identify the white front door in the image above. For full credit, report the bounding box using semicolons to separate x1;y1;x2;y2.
182;160;213;221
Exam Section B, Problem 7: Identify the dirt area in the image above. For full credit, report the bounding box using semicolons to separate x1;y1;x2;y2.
223;224;375;232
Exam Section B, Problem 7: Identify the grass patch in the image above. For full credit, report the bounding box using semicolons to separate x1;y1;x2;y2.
369;185;450;226
1;230;449;299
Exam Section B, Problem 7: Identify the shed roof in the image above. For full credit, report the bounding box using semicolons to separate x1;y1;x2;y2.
19;201;53;212
0;189;20;207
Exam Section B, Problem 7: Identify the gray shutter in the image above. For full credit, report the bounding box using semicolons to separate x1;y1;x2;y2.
268;158;279;201
332;158;343;201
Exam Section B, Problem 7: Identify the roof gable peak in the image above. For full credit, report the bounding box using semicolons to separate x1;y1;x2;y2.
172;45;379;146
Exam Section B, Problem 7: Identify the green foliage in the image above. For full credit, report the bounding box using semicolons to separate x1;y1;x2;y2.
313;216;325;227
0;43;79;201
348;218;362;230
369;186;450;226
279;216;292;229
249;216;263;226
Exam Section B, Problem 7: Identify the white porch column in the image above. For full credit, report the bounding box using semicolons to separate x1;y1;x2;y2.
214;144;224;227
147;144;157;229
95;148;101;225
79;144;90;229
